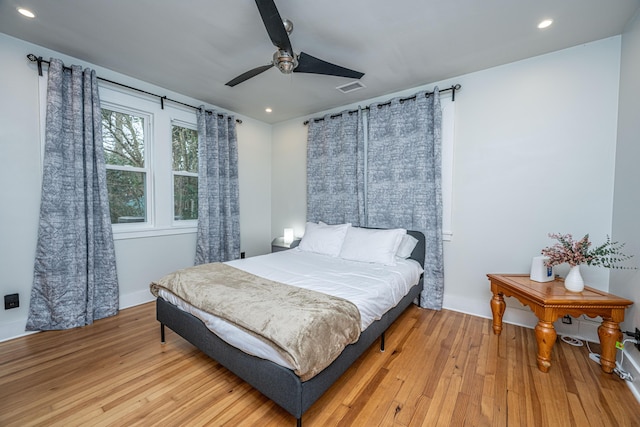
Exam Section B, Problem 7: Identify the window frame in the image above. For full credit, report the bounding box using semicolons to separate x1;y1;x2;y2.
101;101;154;232
94;83;199;239
441;96;455;241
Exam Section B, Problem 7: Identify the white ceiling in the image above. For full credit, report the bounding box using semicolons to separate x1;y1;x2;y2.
1;0;639;124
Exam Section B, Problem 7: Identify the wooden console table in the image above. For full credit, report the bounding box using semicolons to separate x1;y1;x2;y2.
487;274;633;373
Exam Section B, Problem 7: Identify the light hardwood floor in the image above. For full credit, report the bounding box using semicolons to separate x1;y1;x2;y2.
1;302;639;426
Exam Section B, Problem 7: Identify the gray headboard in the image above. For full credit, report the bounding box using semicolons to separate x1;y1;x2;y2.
406;230;426;268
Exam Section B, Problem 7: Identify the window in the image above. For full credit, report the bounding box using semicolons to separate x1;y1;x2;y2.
98;88;199;238
38;73;201;239
101;107;150;224
172;123;198;221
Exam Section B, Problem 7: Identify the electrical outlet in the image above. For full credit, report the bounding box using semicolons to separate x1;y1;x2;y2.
4;294;19;310
624;328;640;351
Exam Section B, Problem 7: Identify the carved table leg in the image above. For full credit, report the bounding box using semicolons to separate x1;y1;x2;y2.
490;292;506;335
534;320;556;372
598;319;622;374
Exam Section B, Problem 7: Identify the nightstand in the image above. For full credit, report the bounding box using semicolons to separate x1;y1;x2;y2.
271;237;293;252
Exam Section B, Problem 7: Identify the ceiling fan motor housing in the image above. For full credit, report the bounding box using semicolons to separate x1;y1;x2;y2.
273;49;298;74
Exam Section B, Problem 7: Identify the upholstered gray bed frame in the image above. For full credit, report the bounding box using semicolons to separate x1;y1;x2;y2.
156;230;425;426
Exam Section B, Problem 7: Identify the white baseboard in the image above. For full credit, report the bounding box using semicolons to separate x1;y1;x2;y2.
619;347;640;404
0;290;154;343
444;293;600;342
119;289;155;310
0;320;37;343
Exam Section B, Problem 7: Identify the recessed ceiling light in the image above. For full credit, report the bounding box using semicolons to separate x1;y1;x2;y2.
265;108;272;113
538;19;553;29
17;7;35;18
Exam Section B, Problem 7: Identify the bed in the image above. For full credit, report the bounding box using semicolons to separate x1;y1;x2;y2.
153;225;425;426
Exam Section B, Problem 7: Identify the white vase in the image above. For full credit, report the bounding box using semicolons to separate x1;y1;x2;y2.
564;265;584;292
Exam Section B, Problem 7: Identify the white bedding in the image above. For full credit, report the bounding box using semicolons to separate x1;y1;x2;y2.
158;247;423;369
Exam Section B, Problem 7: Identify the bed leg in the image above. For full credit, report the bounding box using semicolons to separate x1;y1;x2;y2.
160;323;166;344
380;332;385;352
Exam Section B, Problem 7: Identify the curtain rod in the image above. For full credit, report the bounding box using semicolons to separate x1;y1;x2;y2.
302;84;461;126
26;54;242;124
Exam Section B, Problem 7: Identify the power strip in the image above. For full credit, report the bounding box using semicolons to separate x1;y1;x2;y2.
588;352;634;381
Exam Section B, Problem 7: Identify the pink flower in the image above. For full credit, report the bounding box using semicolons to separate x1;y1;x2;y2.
541;233;633;269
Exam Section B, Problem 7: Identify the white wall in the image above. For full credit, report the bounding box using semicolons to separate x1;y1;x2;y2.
271;36;623;340
611;9;640;400
0;34;42;341
444;37;620;336
271;119;309;239
0;33;272;341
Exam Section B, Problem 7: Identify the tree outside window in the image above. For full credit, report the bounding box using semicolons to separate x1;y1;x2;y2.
172;125;198;221
101;108;147;224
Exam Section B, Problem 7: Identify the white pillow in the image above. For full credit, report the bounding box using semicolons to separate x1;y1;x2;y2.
339;227;406;266
396;233;419;259
298;222;350;257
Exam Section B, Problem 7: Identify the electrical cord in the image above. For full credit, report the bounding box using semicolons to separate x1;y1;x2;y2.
561;335;636;381
560;335;583;346
615;338;638;381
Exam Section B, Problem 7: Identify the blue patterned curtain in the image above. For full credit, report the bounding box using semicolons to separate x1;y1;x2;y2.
367;90;444;310
306;109;365;225
195;108;241;264
27;58;119;330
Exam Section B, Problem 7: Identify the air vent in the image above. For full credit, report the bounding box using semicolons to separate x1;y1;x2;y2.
336;81;366;93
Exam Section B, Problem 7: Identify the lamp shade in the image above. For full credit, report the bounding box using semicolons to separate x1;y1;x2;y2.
283;228;294;244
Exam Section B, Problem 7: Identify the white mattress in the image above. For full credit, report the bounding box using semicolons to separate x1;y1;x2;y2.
158;248;423;369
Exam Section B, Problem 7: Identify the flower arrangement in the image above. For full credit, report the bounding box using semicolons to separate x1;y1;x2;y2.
541;233;634;269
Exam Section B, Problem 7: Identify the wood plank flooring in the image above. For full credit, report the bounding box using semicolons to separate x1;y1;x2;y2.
1;302;639;426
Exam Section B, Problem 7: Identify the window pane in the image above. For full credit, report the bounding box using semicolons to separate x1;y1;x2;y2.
106;170;146;224
102;109;145;167
172;125;198;172
174;175;198;220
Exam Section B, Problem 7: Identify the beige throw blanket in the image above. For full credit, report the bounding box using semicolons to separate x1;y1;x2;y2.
150;263;361;381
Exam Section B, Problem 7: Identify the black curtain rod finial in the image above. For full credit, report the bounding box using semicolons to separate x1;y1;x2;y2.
27;54;44;76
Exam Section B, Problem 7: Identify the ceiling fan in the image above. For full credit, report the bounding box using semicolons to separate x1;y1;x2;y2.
225;0;365;87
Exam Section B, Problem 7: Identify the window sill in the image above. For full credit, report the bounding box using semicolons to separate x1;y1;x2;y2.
113;225;197;240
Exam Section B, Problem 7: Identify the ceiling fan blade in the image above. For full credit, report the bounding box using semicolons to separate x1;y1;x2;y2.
255;0;293;56
225;64;274;87
295;52;364;79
